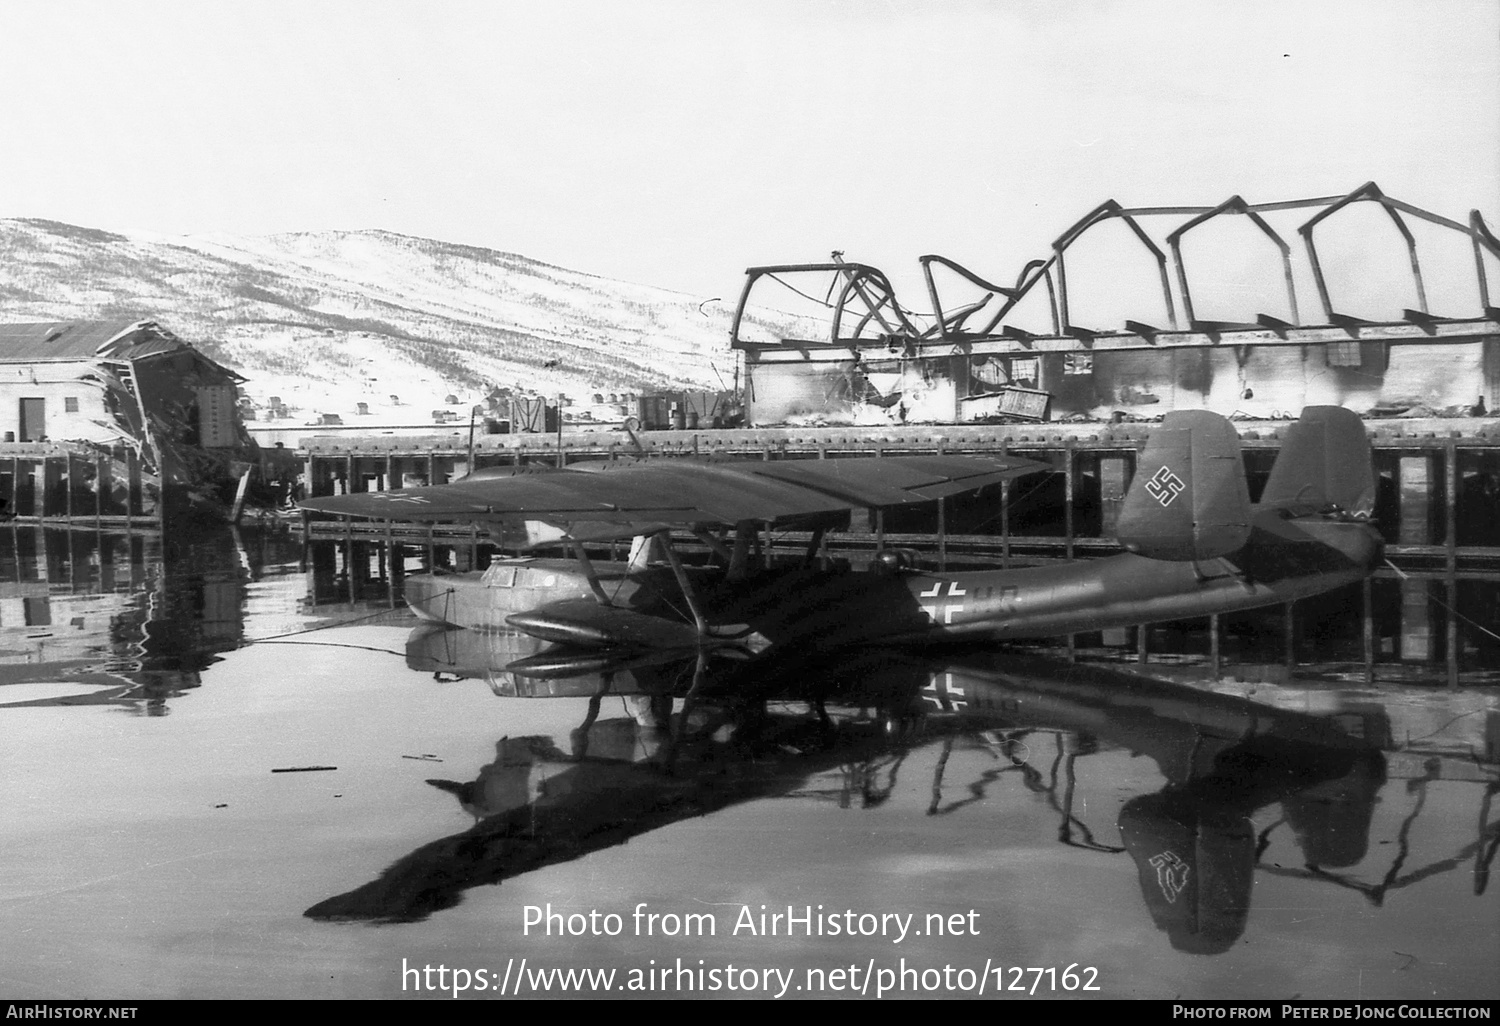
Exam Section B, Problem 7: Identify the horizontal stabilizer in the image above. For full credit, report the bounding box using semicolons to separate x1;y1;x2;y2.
1259;406;1374;515
1116;410;1251;561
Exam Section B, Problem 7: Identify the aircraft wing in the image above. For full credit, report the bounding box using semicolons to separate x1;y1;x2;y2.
299;453;1045;535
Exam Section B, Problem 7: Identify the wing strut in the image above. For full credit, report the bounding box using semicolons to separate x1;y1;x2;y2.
728;521;756;581
568;540;613;606
655;529;709;636
803;525;827;568
692;528;735;563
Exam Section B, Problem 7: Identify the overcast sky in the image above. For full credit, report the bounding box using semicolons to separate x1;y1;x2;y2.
2;0;1496;309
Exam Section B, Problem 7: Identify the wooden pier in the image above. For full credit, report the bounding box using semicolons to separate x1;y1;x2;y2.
0;442;160;528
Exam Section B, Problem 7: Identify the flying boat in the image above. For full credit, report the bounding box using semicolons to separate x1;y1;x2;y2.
300;405;1382;652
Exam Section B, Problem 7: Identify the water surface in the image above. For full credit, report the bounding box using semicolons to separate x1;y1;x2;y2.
1;528;1495;1000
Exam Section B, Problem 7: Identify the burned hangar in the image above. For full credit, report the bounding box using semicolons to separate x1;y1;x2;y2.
730;183;1500;427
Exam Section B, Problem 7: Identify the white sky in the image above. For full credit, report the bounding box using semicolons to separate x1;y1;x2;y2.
1;0;1496;305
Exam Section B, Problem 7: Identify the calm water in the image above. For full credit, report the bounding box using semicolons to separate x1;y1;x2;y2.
0;527;1496;1000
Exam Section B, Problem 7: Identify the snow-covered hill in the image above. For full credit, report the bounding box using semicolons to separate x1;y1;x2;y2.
0;218;809;423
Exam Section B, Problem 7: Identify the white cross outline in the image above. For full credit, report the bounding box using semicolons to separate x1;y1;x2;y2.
920;672;966;711
1144;464;1186;507
368;493;433;504
919;581;966;623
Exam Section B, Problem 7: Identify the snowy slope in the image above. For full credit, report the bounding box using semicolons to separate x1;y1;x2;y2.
0;218;814;423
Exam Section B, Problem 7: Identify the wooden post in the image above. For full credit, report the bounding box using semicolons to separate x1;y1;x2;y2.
228;468;252;524
936;496;946;571
380;520;392;583
387;526;403;609
1209;613;1221;680
98;531;115;591
37;522;49;582
1446;577;1460;690
1443;442;1459;691
38;455;53;518
343;536;355;603
126;448;138;525
1064;439;1075;560
1444;439;1457;572
1000;478;1011;568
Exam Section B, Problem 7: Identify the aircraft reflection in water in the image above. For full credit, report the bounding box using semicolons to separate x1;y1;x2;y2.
306;631;1450;957
302;406;1382;655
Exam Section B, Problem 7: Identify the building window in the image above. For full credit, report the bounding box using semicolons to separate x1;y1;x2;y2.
1326;342;1362;367
970;357;1009;389
64;397;79;413
1064;353;1093;375
1324;341;1390;372
1009;357;1040;386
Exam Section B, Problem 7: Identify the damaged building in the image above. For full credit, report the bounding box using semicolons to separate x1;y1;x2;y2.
0;319;257;519
731;183;1500;426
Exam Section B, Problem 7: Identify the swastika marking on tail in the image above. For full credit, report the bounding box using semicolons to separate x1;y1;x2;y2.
1144;465;1186;507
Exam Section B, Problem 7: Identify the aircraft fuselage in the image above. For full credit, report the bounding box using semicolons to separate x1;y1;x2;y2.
724;510;1382;649
886;514;1381;643
398;509;1380;652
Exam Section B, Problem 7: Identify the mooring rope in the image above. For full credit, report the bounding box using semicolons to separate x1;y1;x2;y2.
1384;558;1500;644
243;606;414;645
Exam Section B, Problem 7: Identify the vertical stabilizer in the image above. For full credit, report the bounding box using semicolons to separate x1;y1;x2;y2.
1116;410;1252;561
1259;406;1374;515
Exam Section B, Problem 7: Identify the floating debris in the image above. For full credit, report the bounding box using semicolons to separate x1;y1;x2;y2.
271;766;337;773
401;755;443;762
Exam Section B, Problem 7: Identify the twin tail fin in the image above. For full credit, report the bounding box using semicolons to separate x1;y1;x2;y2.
1116;405;1374;562
1258;406;1375;516
1116;410;1251;562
